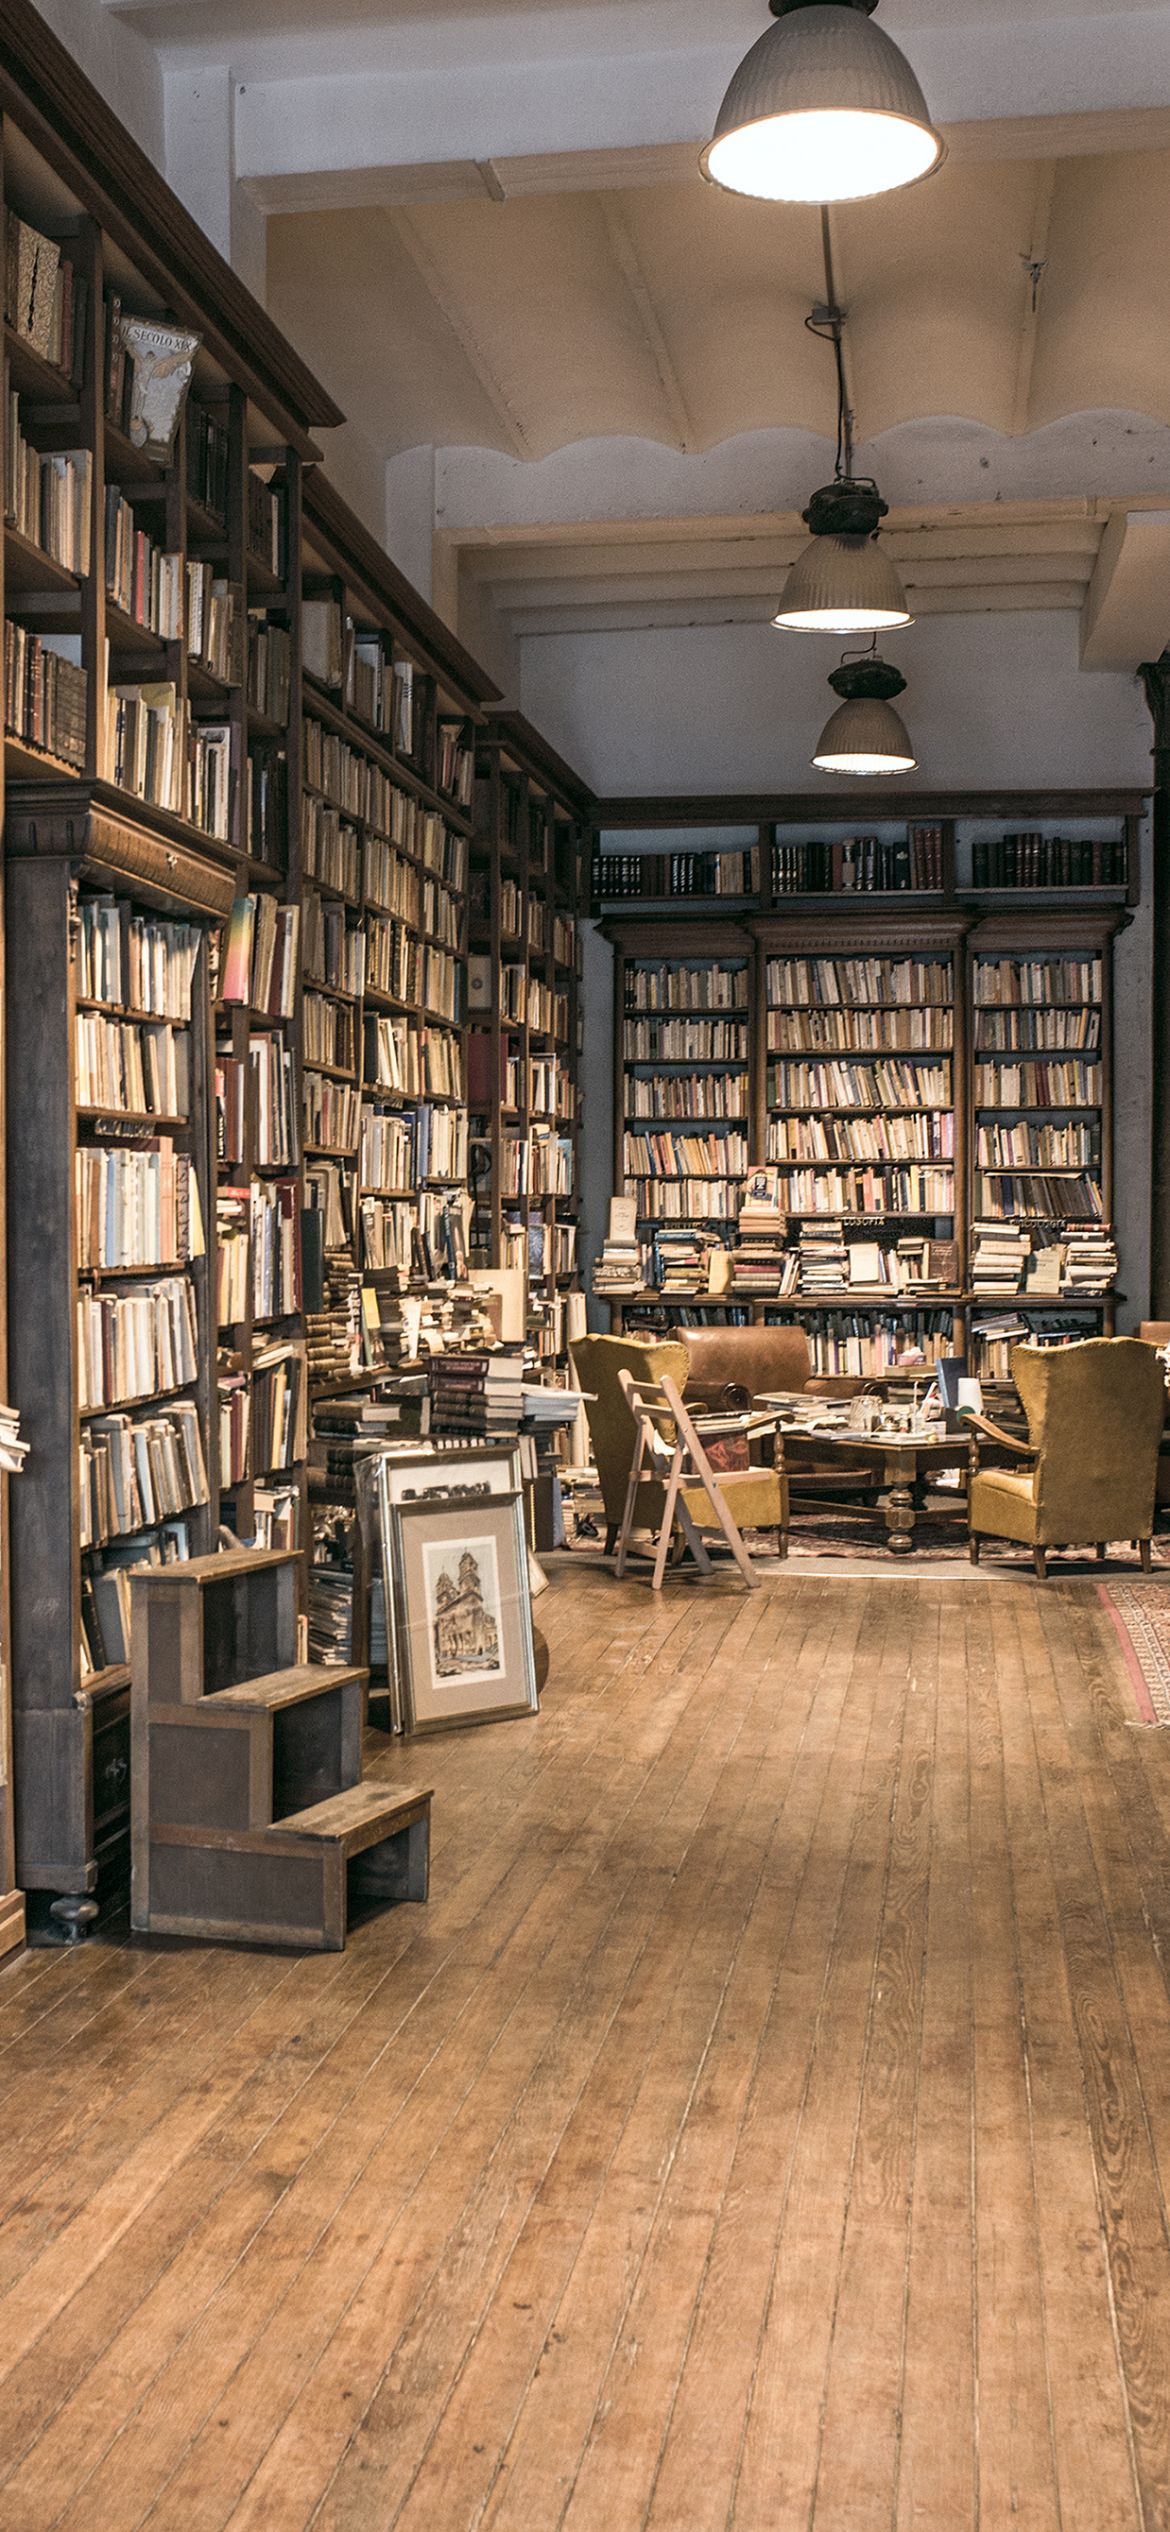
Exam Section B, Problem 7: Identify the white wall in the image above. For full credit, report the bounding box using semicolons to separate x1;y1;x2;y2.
35;0;164;166
519;609;1151;797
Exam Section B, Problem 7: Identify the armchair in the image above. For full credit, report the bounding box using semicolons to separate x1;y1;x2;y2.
670;1320;882;1501
967;1337;1165;1577
571;1333;691;1552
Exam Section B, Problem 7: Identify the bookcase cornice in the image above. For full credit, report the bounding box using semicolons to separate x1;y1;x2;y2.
5;784;236;920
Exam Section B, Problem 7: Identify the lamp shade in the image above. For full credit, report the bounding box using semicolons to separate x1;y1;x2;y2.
773;532;912;633
702;1;944;205
812;692;917;775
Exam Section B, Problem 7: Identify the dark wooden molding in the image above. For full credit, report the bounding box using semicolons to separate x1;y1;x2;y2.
5;781;236;917
752;909;972;956
491;711;593;814
602;918;755;957
303;473;499;708
0;0;342;450
1141;658;1169;1313
594;788;1151;828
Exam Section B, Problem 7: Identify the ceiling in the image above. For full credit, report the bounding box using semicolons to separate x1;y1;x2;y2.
106;0;1170;665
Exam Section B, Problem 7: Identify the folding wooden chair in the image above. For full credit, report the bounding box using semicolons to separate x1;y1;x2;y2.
614;1367;785;1591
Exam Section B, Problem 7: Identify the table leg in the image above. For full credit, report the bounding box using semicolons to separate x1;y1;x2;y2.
884;1453;916;1555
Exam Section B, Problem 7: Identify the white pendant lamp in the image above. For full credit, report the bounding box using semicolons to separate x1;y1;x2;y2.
773;477;912;633
702;0;944;207
812;650;916;775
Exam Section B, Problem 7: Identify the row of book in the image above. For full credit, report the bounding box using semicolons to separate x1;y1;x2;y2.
766;1056;952;1112
248;616;291;724
625;964;748;1014
367;1016;463;1102
305;1073;361;1152
421;875;463;950
75;1014;189;1118
974;957;1101;1008
5;622;87;768
77;1275;199;1414
5;407;91;569
77;900;200;1020
747;1167;954;1217
500;1132;575;1198
624;1130;750;1180
104;491;183;634
79;1400;209;1550
968;1313;1108;1377
767;1113;954;1163
76;1142;204;1271
970;834;1127;890
593;848;756;900
215;1037;297;1169
766;956;952;1008
975;1123;1098;1168
623;1018;749;1063
220;894;300;1017
304;892;365;997
767;1007;952;1053
771;828;945;896
303;992;356;1073
773;1313;954;1376
973;1060;1101;1107
302;798;361;899
365;838;421;923
975;1006;1101;1051
626;1075;748;1121
976;1172;1103;1221
216;1179;301;1323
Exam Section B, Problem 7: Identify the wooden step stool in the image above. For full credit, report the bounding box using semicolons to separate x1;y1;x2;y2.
131;1548;431;1950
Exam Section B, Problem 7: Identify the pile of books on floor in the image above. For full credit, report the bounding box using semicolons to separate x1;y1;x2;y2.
312;1397;425;1501
1062;1222;1118;1294
970;1220;1032;1294
428;1347;526;1438
305;1254;361;1391
592;1196;644;1299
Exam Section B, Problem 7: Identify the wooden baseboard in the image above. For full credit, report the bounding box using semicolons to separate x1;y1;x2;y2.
0;1886;27;1962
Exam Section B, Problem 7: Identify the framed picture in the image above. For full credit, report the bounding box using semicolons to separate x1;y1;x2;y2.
387;1490;538;1733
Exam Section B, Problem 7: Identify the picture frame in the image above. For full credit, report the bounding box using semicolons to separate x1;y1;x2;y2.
387;1489;538;1733
374;1445;526;1731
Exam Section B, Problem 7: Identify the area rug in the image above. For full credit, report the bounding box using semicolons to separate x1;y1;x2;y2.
1099;1582;1170;1725
786;1512;1170;1572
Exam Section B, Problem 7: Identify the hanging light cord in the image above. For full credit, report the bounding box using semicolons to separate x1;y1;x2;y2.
804;206;855;478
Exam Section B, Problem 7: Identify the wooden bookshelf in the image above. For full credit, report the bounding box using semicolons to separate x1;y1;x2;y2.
0;2;337;1924
602;868;1131;1381
469;713;589;1376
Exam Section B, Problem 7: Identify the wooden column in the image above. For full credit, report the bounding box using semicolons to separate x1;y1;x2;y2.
1141;658;1170;1314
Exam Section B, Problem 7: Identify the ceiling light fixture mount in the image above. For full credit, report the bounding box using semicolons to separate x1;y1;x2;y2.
702;0;945;207
773;242;913;635
812;642;917;776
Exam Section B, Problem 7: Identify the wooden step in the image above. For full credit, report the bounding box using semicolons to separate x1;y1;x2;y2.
207;1662;368;1713
139;1784;432;1951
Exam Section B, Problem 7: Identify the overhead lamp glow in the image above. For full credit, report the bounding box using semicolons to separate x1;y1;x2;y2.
812;649;916;775
773;484;912;633
702;0;944;207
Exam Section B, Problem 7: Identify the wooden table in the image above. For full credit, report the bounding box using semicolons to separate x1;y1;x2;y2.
756;1406;971;1556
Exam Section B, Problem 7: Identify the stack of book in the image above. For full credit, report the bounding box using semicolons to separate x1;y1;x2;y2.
895;1236;960;1295
970;1221;1032;1294
592;1197;644;1298
797;1227;850;1293
428;1348;526;1439
730;1240;797;1300
1063;1223;1118;1294
653;1228;715;1298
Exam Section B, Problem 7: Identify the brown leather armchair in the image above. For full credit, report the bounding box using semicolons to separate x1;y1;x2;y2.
968;1336;1165;1576
669;1322;881;1501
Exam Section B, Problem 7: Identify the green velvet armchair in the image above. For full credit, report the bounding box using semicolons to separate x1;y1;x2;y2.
967;1337;1165;1577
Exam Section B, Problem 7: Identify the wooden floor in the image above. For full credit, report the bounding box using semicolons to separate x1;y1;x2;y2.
5;1566;1170;2531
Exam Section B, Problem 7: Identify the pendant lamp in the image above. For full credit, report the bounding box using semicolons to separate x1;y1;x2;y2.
773;475;912;633
702;0;944;207
812;649;916;775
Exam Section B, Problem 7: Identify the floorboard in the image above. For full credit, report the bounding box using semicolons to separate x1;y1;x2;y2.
3;1568;1170;2531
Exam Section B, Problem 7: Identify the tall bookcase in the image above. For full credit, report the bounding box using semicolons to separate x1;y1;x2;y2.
0;0;338;1920
599;796;1136;1377
297;477;494;1393
469;714;589;1374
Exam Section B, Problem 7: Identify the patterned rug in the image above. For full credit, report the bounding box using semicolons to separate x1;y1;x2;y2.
785;1512;1170;1571
1099;1581;1170;1725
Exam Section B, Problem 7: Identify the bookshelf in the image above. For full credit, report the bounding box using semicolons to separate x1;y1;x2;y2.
601;840;1131;1379
5;812;230;1903
297;477;493;1414
469;713;589;1376
0;0;338;1921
